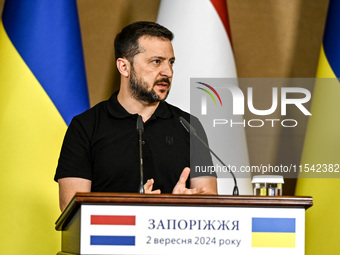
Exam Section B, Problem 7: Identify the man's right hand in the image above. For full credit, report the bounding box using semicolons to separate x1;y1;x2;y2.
144;178;161;194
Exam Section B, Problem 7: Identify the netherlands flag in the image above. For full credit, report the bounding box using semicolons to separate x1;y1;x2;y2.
156;0;252;195
90;215;136;246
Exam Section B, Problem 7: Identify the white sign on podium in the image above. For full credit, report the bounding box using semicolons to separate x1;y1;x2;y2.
55;193;312;255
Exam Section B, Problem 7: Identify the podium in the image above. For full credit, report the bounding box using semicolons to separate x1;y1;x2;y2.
55;193;312;255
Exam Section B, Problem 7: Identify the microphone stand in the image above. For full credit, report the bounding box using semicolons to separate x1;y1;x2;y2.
179;116;239;195
137;115;144;193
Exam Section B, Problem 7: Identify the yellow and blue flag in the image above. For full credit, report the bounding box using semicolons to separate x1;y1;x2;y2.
252;217;296;248
0;0;89;253
295;0;340;254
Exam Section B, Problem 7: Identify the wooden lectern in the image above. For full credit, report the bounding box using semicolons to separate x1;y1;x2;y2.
55;193;312;255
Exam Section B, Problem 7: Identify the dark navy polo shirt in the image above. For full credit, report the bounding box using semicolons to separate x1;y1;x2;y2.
54;91;215;193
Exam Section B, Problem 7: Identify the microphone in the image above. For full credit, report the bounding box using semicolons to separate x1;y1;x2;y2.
137;115;144;193
179;116;239;195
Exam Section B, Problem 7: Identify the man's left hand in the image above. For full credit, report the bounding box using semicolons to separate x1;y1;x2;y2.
172;167;216;194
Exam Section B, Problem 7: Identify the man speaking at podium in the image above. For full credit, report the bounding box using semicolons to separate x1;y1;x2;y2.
54;21;217;211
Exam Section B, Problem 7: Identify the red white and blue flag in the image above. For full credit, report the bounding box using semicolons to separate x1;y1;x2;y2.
157;0;251;195
90;215;136;246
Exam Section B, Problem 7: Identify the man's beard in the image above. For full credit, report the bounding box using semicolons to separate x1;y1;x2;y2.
129;67;170;104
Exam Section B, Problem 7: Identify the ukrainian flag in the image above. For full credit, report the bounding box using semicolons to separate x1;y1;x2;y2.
295;0;340;254
251;217;296;248
0;0;89;253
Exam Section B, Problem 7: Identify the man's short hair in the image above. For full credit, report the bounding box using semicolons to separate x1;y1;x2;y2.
114;21;174;63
